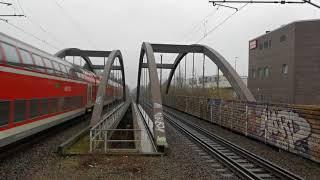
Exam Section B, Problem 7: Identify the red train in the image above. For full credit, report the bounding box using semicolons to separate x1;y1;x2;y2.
0;32;122;148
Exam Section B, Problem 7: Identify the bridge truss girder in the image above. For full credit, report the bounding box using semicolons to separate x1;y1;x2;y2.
151;43;256;102
55;48;127;126
136;43;256;151
136;42;167;151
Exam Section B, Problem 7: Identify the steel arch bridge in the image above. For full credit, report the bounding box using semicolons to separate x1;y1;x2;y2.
55;48;127;126
136;42;256;151
136;43;255;101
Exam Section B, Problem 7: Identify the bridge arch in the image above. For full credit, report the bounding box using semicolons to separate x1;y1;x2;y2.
55;48;96;72
136;42;167;150
55;48;126;102
165;44;256;102
90;50;126;126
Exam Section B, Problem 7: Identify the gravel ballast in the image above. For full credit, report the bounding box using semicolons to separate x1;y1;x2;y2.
3;106;318;179
41;124;227;179
166;106;320;179
0;117;90;179
0;113;236;179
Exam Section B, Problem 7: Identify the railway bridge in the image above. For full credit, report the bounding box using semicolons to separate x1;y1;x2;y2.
1;36;319;179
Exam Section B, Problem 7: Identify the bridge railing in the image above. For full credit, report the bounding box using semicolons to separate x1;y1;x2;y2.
163;94;320;163
90;101;130;152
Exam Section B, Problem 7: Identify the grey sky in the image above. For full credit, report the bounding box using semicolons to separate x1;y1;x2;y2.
0;0;319;88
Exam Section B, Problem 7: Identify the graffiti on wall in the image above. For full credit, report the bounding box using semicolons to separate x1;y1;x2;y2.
258;109;311;154
165;95;318;161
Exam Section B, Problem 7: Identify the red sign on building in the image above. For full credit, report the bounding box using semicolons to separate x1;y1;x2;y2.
249;40;257;50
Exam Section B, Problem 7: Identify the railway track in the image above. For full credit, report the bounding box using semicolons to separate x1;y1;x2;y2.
163;108;303;180
0;113;90;161
0;102;122;160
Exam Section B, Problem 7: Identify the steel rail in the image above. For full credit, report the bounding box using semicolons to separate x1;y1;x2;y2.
164;108;303;180
165;113;259;179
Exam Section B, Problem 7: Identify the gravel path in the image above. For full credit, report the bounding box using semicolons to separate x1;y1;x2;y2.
4;105;318;179
0;110;239;179
166;107;320;180
0;117;90;180
27;122;232;179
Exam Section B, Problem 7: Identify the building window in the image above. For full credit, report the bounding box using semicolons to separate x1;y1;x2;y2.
280;35;286;42
268;40;271;48
263;41;268;49
252;69;256;79
282;64;288;74
258;68;264;79
264;67;270;78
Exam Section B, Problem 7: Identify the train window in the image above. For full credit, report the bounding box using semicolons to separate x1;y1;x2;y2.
2;43;20;64
0;44;3;63
19;50;34;68
52;61;61;71
65;65;71;74
48;98;58;113
43;58;54;74
63;97;68;110
76;72;81;79
69;68;77;79
32;54;45;72
30;99;39;118
41;99;48;115
52;61;63;76
0;101;10;127
14;100;26;122
59;64;67;74
75;96;83;108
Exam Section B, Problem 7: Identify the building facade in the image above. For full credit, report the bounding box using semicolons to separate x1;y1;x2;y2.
248;19;320;105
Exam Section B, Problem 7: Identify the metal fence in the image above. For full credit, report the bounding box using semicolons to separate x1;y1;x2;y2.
90;101;130;152
163;95;320;163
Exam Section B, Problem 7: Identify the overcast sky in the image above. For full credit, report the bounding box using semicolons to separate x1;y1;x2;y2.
0;0;319;88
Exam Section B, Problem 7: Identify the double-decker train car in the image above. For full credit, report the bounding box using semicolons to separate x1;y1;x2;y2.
0;32;123;148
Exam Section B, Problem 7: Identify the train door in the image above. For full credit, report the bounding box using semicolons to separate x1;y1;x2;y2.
87;84;93;107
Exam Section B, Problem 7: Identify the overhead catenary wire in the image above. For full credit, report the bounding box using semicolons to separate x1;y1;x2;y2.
209;0;320;9
196;3;249;43
182;8;219;42
51;0;98;49
0;0;24;18
4;21;59;51
16;0;66;48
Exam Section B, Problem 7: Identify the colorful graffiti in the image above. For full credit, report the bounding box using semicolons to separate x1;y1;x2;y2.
164;95;320;163
259;109;311;153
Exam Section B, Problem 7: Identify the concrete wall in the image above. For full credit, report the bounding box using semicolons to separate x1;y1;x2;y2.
164;95;320;163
